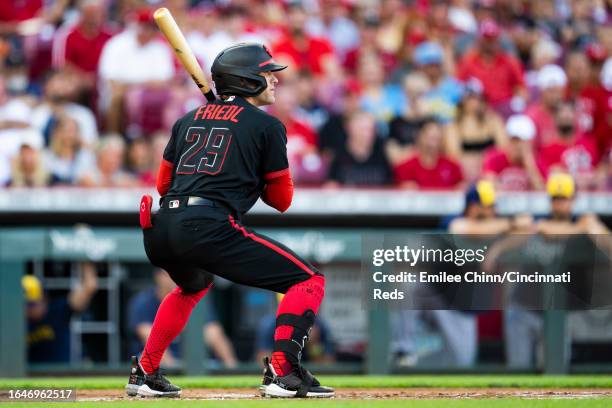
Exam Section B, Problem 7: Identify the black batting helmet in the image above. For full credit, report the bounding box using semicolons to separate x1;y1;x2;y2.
211;43;287;97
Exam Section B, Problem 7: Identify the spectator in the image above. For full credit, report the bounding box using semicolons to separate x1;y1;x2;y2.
343;15;396;76
482;114;543;191
596;22;612;58
393;186;502;369
0;0;44;35
78;135;135;187
445;78;507;182
189;6;264;73
25;263;98;363
412;41;463;124
585;42;608;86
447;179;535;234
564;50;591;99
268;84;324;184
52;0;114;107
358;54;405;127
537;102;601;190
150;132;170;178
0;77;43;185
577;57;612;158
128;269;238;369
457;19;526;113
525;64;568;151
394;119;464;190
45;116;95;185
448;0;478;35
10;137;49;187
526;39;562;89
538;173;609;233
504;173;609;368
395;181;523;369
98;7;174;134
273;1;341;79
560;0;599;50
127;137;154;186
31;70;99;147
386;72;431;167
326;111;392;187
305;0;359;60
294;70;328;131
318;78;362;160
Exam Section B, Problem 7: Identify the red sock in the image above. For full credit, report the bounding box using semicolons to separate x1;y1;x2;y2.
271;274;325;376
140;285;210;374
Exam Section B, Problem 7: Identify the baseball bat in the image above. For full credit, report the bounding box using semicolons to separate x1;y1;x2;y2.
153;7;216;102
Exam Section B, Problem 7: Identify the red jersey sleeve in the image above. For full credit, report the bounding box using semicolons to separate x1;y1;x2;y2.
262;170;294;213
156;159;174;196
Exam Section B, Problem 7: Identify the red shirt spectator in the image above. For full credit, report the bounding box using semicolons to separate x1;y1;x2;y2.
0;0;42;22
458;50;524;105
285;117;318;160
274;34;335;76
525;65;568;151
525;103;557;150
342;16;397;75
394;156;463;189
269;85;323;184
55;24;113;74
538;137;598;178
482;149;532;191
56;5;115;75
577;58;612;154
483;115;543;191
537;102;601;189
272;2;338;76
394;119;464;189
457;20;525;105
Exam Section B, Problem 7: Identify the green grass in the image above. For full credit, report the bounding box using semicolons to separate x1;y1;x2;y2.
3;400;612;408
1;375;612;390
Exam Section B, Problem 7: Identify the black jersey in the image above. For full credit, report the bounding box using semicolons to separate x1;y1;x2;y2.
162;96;289;216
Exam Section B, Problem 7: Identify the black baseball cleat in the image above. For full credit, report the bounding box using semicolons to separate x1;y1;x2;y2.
136;370;181;398
262;361;334;398
125;356;145;397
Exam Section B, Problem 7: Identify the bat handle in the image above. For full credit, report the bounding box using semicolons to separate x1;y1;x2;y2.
204;90;216;102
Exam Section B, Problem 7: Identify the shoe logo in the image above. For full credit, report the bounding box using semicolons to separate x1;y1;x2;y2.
169;200;179;209
292;334;309;361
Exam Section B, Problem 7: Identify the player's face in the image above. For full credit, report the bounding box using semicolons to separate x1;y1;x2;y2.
253;71;279;106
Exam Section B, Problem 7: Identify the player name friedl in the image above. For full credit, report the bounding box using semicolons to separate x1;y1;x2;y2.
193;104;245;122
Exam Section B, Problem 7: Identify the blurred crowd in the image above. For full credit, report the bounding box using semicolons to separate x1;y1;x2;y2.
1;0;612;191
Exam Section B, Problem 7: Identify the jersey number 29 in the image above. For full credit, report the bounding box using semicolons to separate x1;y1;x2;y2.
176;127;232;175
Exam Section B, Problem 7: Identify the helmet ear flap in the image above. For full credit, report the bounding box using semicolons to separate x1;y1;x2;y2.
212;72;267;97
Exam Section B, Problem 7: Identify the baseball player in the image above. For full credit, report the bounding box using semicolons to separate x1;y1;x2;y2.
125;43;334;398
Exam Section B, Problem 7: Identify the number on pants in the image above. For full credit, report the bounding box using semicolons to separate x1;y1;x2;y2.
176;127;232;175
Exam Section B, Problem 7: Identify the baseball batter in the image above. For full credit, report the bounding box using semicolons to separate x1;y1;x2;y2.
125;43;333;399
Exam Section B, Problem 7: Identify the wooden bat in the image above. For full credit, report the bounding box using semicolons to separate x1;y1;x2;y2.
153;7;216;102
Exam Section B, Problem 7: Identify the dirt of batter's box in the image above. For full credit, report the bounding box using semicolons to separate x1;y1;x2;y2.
76;388;612;401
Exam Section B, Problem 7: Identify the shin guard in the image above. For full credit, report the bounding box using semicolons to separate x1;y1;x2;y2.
271;274;325;376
